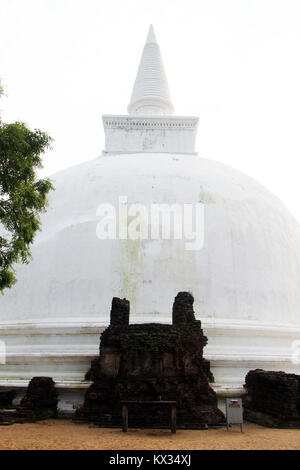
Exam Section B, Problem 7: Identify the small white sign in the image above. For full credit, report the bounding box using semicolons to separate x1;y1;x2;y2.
226;398;244;432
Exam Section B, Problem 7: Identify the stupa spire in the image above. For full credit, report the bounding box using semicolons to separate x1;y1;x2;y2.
128;25;174;115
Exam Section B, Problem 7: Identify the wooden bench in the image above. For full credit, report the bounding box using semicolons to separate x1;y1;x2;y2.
121;400;177;434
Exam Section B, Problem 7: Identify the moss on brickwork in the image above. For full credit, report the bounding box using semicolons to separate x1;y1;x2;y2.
118;321;203;353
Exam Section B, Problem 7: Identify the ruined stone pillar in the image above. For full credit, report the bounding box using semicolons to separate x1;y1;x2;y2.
110;297;130;326
172;292;196;324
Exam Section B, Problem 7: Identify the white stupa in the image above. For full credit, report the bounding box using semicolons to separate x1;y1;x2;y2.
1;26;300;411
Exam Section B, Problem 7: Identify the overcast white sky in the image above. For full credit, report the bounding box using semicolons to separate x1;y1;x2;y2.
0;0;300;222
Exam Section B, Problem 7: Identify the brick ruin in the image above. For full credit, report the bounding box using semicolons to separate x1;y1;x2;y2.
0;377;58;424
243;369;300;428
76;292;225;428
17;376;58;421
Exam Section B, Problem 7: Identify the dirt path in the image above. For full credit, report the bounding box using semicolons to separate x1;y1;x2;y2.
0;420;300;450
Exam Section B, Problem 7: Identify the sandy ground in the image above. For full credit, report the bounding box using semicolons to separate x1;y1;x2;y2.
0;420;300;450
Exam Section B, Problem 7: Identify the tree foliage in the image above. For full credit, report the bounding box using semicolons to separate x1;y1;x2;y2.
0;116;53;292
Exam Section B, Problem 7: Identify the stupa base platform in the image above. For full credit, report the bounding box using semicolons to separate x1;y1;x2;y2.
1;317;299;416
0;380;247;416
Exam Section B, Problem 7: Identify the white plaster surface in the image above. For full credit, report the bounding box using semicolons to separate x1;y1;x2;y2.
102;115;198;154
1;24;300;400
